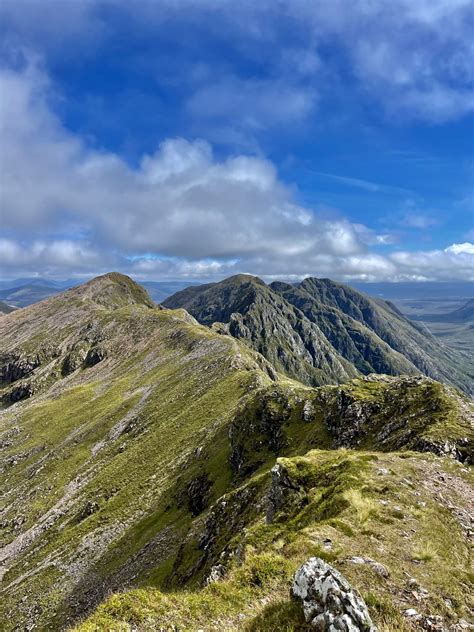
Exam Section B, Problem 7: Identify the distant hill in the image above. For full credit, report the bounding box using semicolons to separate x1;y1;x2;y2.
0;300;16;314
0;283;69;308
432;298;474;323
164;274;473;394
351;280;474;300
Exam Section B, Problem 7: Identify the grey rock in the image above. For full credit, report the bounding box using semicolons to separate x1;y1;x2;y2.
205;563;226;585
302;400;315;421
291;557;377;631
266;462;301;524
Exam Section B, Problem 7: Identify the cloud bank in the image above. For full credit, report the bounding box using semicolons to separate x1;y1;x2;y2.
0;63;473;282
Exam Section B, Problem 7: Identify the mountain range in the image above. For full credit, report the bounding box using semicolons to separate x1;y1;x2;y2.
1;273;472;631
163;274;473;395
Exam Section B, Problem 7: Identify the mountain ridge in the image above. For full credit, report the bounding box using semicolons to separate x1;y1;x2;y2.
164;274;473;394
1;273;473;631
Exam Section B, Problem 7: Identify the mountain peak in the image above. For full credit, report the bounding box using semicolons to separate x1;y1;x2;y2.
215;273;266;287
68;272;155;309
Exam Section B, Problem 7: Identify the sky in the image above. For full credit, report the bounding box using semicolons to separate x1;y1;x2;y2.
0;0;473;283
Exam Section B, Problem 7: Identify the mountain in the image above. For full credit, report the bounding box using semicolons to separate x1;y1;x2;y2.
1;273;473;631
0;282;70;308
418;298;474;324
165;274;359;387
164;275;473;394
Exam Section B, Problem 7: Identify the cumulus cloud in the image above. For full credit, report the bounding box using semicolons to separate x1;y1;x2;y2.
0;62;473;283
0;63;367;267
388;243;474;281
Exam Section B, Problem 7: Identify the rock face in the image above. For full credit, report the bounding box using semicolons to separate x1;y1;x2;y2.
291;557;376;631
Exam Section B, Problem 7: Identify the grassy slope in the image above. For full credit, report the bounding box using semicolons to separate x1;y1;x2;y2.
76;375;472;632
76;449;473;632
1;274;473;631
0;275;279;630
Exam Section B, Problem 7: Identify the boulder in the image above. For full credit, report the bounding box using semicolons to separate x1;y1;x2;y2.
291;557;376;631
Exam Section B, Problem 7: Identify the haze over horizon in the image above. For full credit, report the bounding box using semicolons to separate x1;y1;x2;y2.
1;1;473;283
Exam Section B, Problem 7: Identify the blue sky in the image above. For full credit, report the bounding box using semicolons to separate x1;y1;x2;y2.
0;0;473;281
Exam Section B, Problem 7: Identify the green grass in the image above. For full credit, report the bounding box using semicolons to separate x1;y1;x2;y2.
2;277;472;631
75;450;473;631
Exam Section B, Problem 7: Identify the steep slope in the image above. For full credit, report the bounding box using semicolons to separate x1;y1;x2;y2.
163;274;358;387
77;376;473;632
164;275;473;393
270;281;418;376
286;278;473;394
0;273;279;630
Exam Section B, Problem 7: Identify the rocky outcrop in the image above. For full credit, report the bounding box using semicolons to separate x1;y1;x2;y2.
266;462;302;524
291;557;376;631
0;354;40;383
9;381;35;402
84;346;107;367
229;389;292;478
320;375;473;462
61;346;88;376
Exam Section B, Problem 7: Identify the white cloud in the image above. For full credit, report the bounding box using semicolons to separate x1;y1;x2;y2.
389;243;474;280
0;238;109;275
445;242;474;255
0;64;365;271
0;63;473;283
300;0;474;121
